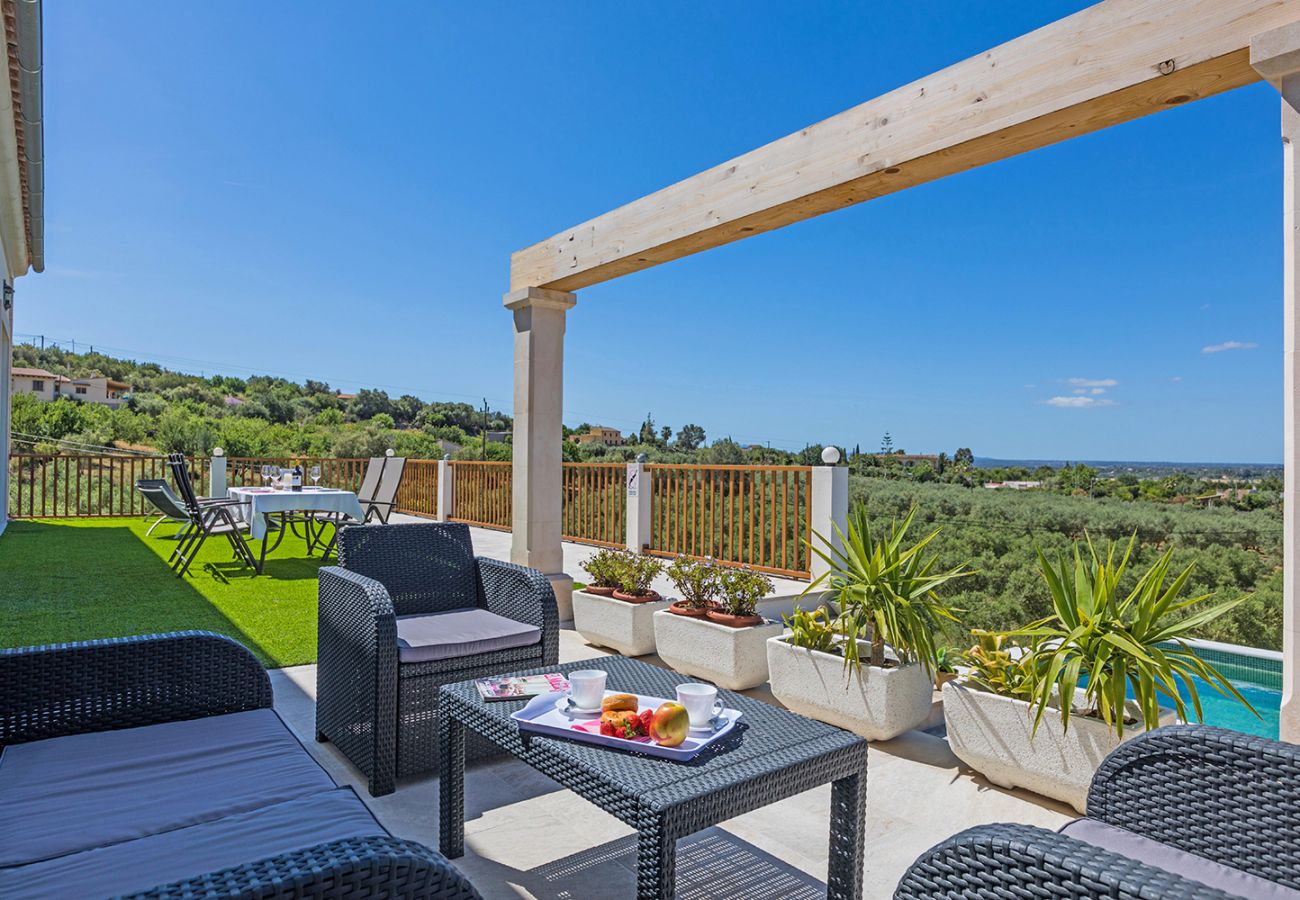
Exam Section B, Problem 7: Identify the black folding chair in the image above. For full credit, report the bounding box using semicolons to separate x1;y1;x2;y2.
166;454;258;577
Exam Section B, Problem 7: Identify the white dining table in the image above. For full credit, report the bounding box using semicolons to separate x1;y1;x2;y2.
227;486;365;540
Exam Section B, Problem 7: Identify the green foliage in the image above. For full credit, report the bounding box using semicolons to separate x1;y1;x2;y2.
849;478;1282;650
666;556;723;609
960;632;1034;700
1011;536;1256;736
718;566;773;618
783;605;837;653
580;548;630;590
616;553;664;596
807;504;972;673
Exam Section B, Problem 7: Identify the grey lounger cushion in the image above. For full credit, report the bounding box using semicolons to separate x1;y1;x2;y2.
0;788;386;900
0;708;335;867
1059;818;1300;900
396;608;542;663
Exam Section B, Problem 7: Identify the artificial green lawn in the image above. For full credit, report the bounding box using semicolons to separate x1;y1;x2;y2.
0;518;327;667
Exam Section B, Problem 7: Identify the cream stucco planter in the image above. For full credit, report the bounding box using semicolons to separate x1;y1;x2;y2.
942;680;1175;813
652;611;783;690
766;637;933;741
571;589;672;656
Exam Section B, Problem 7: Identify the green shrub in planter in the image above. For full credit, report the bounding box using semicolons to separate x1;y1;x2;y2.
617;553;664;597
581;548;630;592
666;556;722;610
1010;535;1257;736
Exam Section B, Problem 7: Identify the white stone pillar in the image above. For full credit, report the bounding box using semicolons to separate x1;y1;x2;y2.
505;286;577;620
209;447;227;499
436;455;453;522
808;447;849;583
626;454;652;552
1253;24;1300;743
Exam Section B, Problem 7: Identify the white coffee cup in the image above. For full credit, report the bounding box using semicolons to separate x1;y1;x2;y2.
676;683;723;730
568;670;607;711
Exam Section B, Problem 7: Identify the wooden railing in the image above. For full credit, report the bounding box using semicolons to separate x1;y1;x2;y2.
449;460;513;530
562;462;626;547
224;457;370;493
644;464;812;578
6;453;812;577
7;453;202;518
395;458;439;518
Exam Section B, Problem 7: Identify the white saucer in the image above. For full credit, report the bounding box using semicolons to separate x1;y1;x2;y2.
555;696;602;717
688;717;725;734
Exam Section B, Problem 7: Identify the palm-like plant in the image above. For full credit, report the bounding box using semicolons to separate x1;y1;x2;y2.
1014;534;1256;736
806;505;972;674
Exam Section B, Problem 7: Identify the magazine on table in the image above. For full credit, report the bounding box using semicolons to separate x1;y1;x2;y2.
475;672;569;701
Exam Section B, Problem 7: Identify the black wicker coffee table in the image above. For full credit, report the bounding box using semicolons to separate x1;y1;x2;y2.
438;656;868;900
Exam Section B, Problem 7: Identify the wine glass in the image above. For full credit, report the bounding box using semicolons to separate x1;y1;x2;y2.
261;464;271;487
310;465;321;488
272;466;283;490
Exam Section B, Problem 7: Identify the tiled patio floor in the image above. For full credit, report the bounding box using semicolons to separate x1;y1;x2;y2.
275;546;1072;899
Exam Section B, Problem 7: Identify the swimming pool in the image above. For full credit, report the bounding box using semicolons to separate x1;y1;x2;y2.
1172;641;1280;739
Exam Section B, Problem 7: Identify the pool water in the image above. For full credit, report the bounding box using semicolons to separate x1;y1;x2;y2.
1174;675;1279;739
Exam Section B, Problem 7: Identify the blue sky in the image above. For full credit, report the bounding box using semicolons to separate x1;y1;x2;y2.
15;2;1283;462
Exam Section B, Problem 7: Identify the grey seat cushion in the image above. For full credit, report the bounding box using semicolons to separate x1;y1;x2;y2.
0;788;386;900
396;608;542;663
0;708;336;868
1060;818;1300;899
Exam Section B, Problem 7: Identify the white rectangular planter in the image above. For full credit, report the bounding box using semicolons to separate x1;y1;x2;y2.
766;637;933;741
652;611;783;690
571;590;671;657
942;680;1175;813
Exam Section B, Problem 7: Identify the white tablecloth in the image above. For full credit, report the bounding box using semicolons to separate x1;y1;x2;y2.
227;487;366;540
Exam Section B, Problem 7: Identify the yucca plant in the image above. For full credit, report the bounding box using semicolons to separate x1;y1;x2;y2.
806;504;972;674
1012;534;1257;737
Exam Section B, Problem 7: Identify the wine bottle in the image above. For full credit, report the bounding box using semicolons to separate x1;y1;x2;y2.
292;464;303;492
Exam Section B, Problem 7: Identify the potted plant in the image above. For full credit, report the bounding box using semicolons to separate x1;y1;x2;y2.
933;646;960;689
572;549;671;656
665;556;721;617
766;505;972;741
654;562;782;690
580;547;626;597
943;536;1256;812
707;567;773;627
612;553;664;603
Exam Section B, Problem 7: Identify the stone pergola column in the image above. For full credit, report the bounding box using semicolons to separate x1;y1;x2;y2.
1253;22;1300;743
505;286;577;620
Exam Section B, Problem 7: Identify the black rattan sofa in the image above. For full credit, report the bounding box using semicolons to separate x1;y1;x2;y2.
316;522;558;796
896;724;1300;899
0;631;480;899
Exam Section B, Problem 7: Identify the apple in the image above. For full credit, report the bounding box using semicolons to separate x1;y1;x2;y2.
649;701;689;747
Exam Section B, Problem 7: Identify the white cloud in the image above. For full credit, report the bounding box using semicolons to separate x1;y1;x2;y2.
1045;396;1115;409
1090;388;1105;395
1066;377;1118;388
1202;341;1258;354
1171;376;1183;382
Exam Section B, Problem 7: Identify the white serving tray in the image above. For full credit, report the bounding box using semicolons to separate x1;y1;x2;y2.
510;691;742;761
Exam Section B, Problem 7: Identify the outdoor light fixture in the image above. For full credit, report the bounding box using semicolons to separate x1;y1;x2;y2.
2;281;11;311
821;446;841;465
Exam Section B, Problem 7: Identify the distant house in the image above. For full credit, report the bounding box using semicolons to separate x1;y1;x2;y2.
11;366;59;401
984;480;1042;490
336;392;356;402
485;430;511;444
572;425;624;446
64;374;130;408
11;368;130;408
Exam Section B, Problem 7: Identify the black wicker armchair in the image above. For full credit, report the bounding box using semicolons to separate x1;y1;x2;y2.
0;632;480;900
317;521;559;796
895;724;1300;899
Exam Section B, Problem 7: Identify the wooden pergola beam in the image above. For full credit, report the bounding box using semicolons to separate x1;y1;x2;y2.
511;0;1300;293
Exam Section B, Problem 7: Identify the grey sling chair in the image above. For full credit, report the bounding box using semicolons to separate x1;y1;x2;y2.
135;478;190;537
166;453;258;577
315;456;405;557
